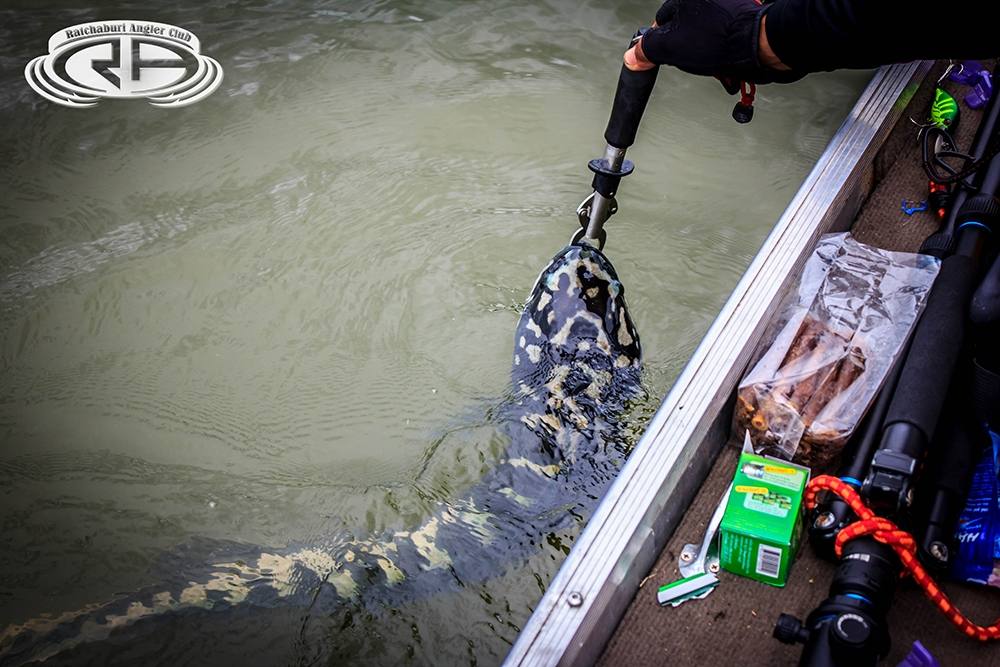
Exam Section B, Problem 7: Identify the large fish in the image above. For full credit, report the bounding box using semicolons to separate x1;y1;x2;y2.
0;243;642;665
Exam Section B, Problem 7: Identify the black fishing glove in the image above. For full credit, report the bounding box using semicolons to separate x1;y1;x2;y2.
639;0;803;85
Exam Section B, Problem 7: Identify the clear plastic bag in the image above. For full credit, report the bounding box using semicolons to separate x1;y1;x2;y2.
734;233;940;470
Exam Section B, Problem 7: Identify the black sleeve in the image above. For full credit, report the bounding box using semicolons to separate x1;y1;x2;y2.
765;0;999;73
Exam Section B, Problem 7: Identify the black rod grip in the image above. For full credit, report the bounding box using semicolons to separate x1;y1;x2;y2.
882;254;976;441
604;60;659;150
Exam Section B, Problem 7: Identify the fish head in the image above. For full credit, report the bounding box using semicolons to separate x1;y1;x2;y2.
513;243;641;394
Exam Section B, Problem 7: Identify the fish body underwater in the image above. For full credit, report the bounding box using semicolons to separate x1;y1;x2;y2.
0;243;642;665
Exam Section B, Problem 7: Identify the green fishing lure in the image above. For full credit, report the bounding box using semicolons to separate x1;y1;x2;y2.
930;87;960;130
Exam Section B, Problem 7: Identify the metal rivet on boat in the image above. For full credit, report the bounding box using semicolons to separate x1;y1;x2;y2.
567;592;584;607
814;512;836;530
680;551;692;562
928;541;949;563
709;562;719;573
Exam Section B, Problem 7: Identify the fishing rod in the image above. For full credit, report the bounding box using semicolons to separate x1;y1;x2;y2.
900;69;1000;572
775;114;1000;667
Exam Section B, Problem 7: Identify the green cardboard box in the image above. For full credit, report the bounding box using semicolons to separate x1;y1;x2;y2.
719;451;810;586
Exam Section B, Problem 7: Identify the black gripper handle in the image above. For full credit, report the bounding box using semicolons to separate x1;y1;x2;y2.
604;29;660;150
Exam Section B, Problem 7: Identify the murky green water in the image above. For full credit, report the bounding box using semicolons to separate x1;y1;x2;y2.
0;1;870;664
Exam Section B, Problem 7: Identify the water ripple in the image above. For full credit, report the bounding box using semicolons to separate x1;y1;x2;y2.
0;1;871;662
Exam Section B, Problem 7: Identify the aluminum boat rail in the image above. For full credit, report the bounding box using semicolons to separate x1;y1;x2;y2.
505;61;933;667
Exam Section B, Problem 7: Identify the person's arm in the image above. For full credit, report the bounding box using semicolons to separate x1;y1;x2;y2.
627;0;997;80
766;0;995;72
756;15;786;71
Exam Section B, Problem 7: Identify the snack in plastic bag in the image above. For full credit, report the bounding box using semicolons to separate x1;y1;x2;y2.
734;233;939;470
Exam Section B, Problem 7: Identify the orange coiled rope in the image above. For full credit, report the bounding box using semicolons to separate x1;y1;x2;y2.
804;474;1000;641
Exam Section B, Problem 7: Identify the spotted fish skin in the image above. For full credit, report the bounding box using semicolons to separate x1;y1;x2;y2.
0;244;642;664
508;242;641;466
419;242;643;585
515;242;641;383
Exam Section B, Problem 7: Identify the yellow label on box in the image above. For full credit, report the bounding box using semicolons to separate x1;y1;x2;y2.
735;485;769;495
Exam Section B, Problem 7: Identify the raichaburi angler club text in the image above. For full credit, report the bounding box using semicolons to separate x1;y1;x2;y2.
63;22;193;42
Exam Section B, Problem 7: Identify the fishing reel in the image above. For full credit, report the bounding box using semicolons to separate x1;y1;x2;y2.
775;539;895;667
778;132;1000;666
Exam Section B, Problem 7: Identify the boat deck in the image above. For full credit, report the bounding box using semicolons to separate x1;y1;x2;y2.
598;64;1000;666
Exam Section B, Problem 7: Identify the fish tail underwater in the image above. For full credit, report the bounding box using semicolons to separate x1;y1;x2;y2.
0;243;643;665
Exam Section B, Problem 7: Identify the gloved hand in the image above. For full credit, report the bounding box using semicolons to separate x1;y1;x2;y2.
625;0;803;85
